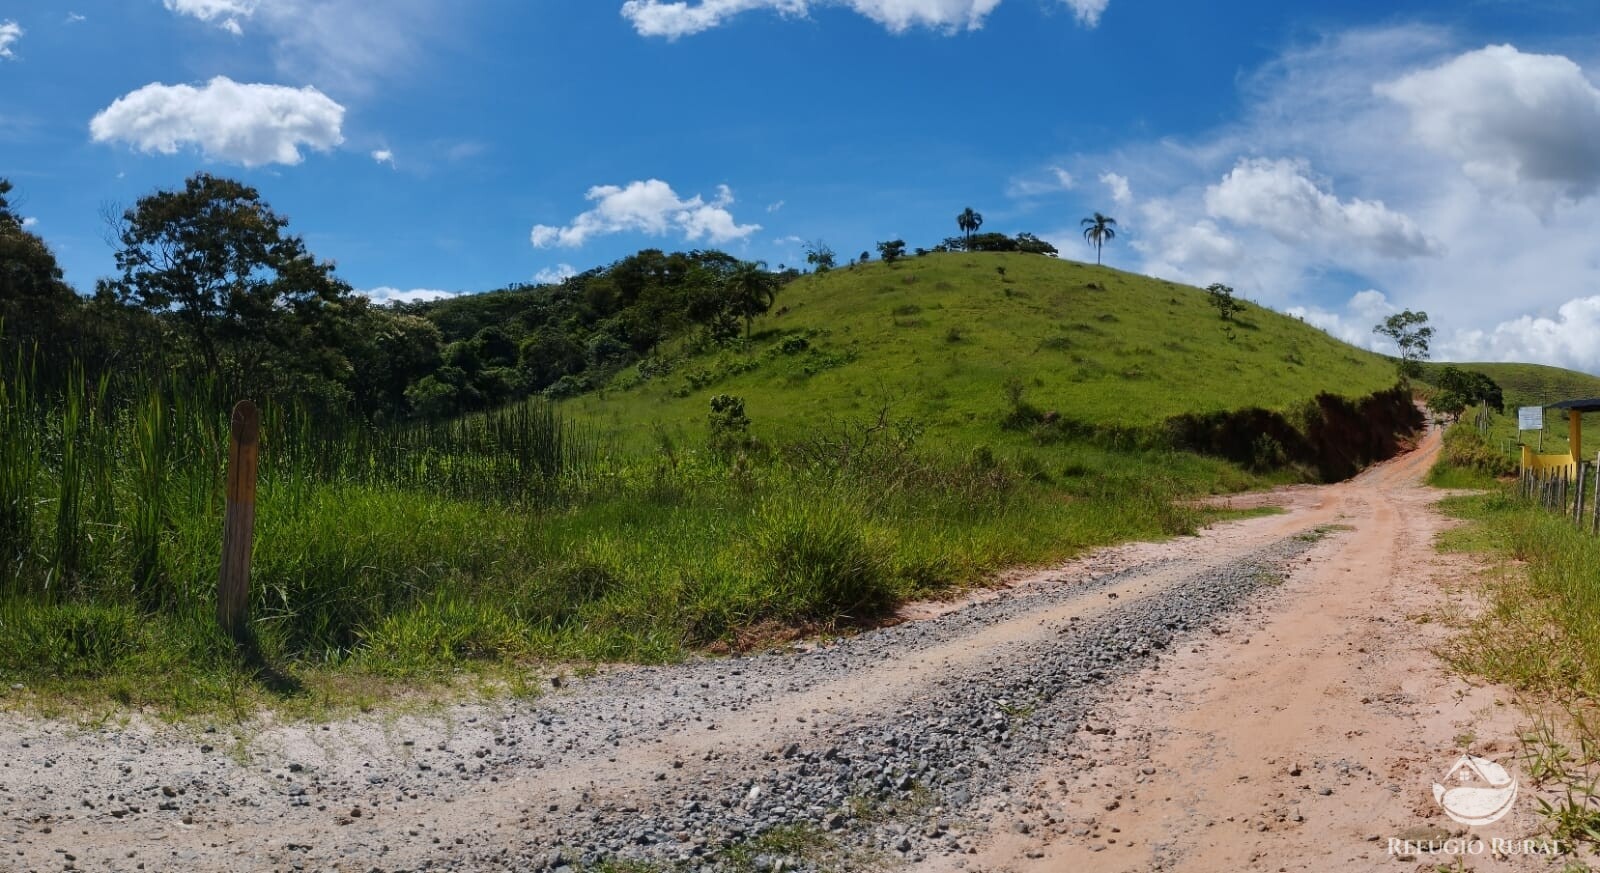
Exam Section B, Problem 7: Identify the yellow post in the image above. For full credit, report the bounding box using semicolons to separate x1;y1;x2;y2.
1573;410;1584;467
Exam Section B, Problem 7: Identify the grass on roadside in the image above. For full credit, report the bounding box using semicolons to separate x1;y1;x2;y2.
1431;429;1600;855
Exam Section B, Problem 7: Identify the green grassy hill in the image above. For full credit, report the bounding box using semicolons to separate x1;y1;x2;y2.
1428;362;1600;408
569;253;1400;449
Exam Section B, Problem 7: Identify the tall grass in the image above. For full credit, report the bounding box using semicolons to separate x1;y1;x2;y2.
0;342;1267;715
1439;490;1600;699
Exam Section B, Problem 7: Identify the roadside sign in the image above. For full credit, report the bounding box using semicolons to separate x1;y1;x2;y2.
1519;406;1544;430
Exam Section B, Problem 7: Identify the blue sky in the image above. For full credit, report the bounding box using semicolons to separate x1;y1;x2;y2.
4;0;1600;368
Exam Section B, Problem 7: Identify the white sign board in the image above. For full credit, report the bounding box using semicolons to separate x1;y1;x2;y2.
1518;406;1544;430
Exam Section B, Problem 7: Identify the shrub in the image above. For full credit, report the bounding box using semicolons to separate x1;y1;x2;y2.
708;394;753;455
1437;426;1514;479
754;503;892;623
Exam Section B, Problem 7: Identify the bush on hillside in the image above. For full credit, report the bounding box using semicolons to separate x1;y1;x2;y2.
1437;426;1514;479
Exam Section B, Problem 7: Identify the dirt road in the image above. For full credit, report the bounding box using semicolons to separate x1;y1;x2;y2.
0;425;1558;872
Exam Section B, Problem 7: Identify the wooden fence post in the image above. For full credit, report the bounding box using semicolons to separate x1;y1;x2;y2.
1592;453;1599;535
217;400;259;642
1577;463;1587;525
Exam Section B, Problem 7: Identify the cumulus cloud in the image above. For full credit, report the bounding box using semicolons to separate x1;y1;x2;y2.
1132;200;1241;286
766;200;785;213
531;180;760;248
620;0;1103;38
1286;289;1396;351
1099;171;1131;205
1377;45;1600;205
65;12;86;24
1007;166;1075;198
1204;157;1438;258
1444;297;1600;373
162;0;444;96
534;264;578;285
20;217;37;228
371;148;395;167
360;286;458;304
0;20;22;59
89;77;344;167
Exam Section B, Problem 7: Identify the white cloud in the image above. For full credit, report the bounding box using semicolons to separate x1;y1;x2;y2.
65;12;86;24
360;286;458;304
1442;297;1600;373
0;20;22;59
1204;157;1438;258
89;76;345;167
372;148;395;167
1099;171;1131;205
20;217;37;228
1007;166;1075;198
1377;45;1600;206
165;0;252;34
620;0;1104;38
1132;201;1241;286
534;264;578;285
1286;289;1397;351
163;0;444;96
1062;0;1106;27
766;200;785;213
531;179;761;248
1031;27;1600;377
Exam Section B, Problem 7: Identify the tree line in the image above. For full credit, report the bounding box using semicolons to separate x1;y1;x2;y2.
0;174;794;421
1;175;1125;423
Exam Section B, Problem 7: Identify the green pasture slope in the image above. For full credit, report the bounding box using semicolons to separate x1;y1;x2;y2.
569;253;1399;450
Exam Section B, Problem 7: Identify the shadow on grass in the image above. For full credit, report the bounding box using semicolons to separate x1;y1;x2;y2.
234;628;304;697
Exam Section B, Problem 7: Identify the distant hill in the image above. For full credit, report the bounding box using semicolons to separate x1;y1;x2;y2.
1426;362;1600;408
567;252;1401;449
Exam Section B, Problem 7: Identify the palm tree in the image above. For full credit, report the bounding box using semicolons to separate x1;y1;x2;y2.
957;207;983;243
727;260;777;338
1081;212;1117;265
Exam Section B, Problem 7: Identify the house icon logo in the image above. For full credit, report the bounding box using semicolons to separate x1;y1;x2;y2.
1433;755;1518;826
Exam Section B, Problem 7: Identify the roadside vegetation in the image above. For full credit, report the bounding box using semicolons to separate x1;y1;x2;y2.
1426;382;1600;851
0;173;1424;717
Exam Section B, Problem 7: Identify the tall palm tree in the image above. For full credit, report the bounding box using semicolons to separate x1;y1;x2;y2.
1081;212;1117;265
957;207;983;243
727;260;777;338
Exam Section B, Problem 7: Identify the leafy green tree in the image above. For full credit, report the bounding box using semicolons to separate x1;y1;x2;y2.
1431;389;1468;421
1014;233;1058;256
804;240;835;273
957;207;983;244
1081;212;1117;264
1205;283;1244;322
963;232;1020;253
727;260;778;338
344;309;442;418
518;328;586;390
877;240;906;263
1435;365;1503;412
107;173;358;402
0;178;79;346
1372;309;1434;380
